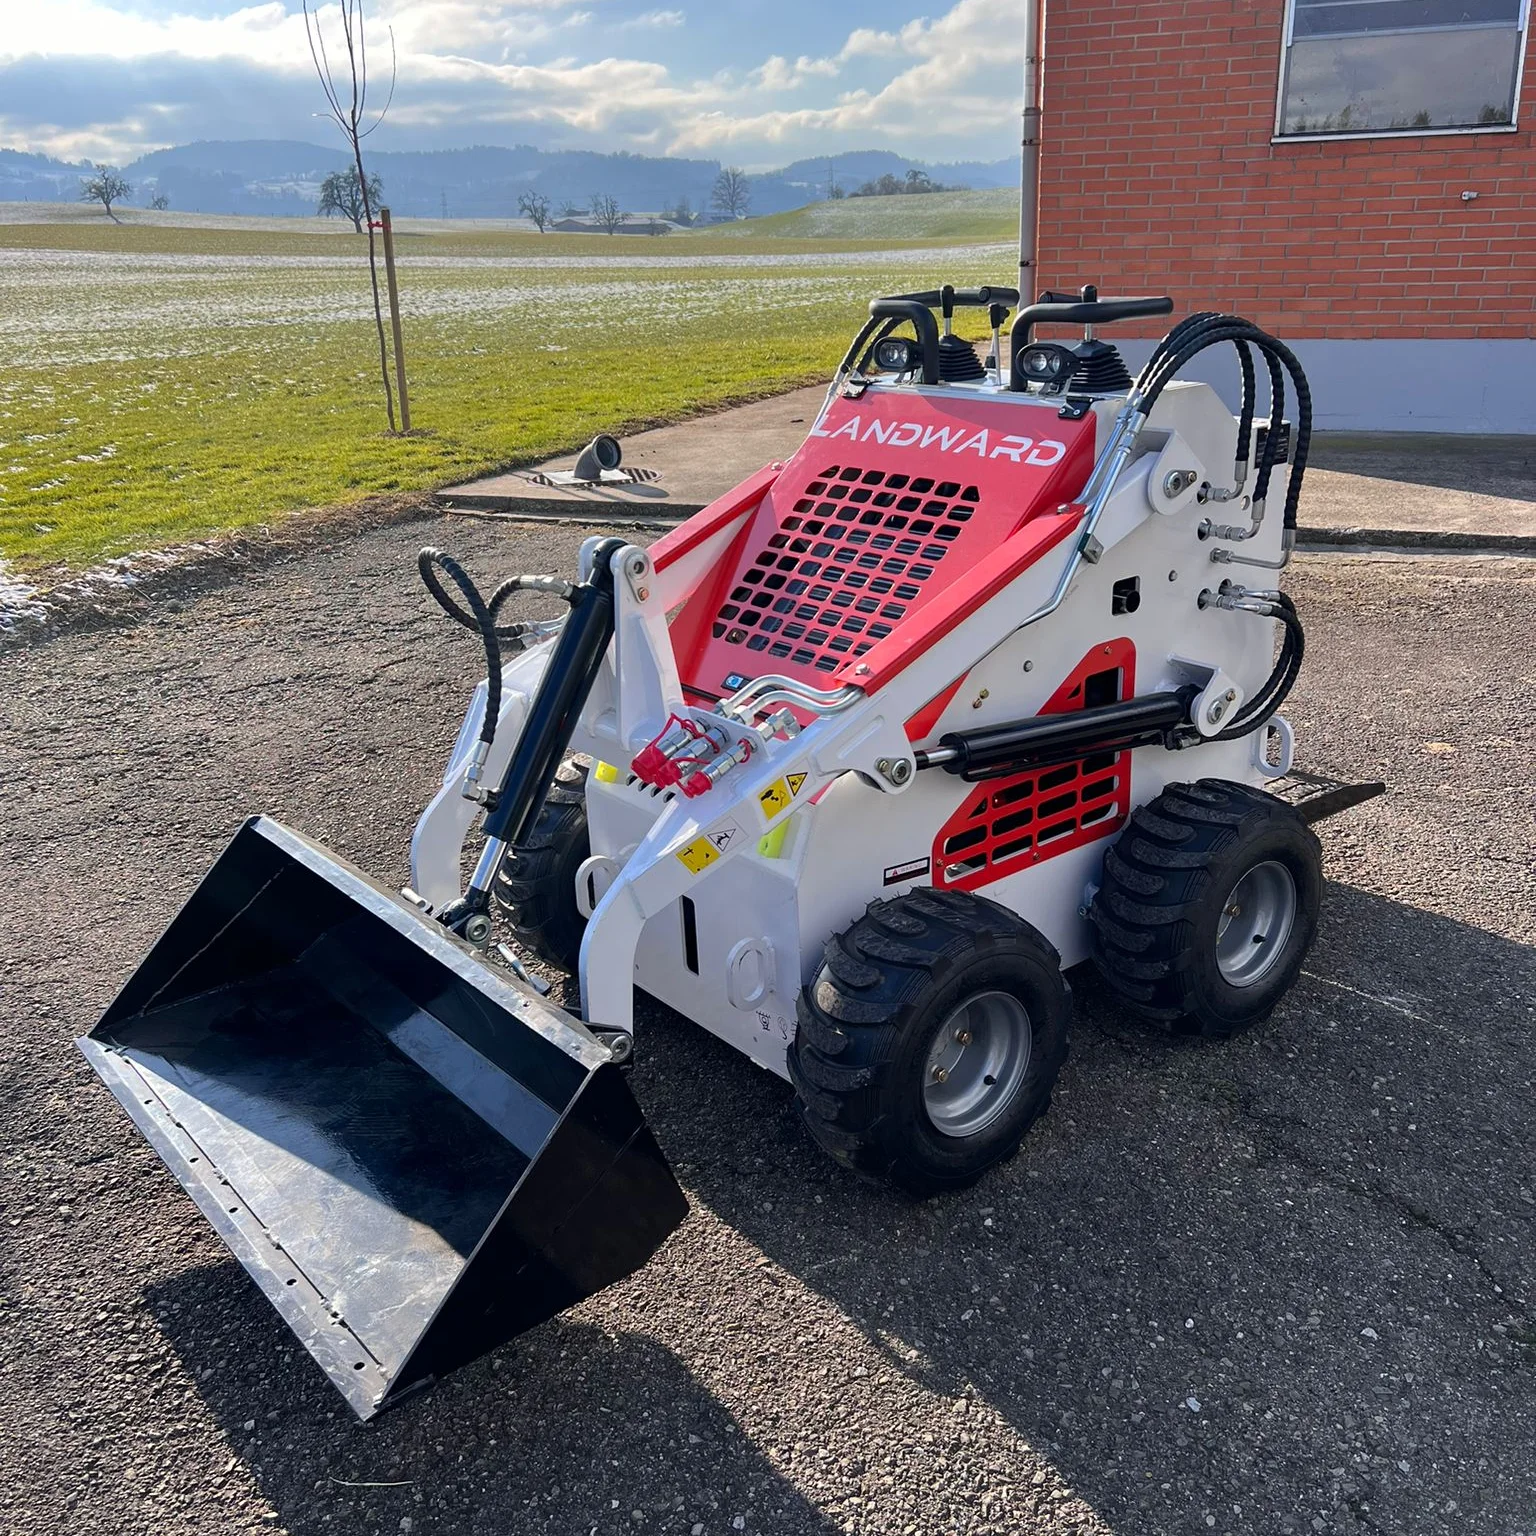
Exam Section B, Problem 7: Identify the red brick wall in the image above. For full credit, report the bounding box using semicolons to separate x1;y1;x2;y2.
1036;1;1536;340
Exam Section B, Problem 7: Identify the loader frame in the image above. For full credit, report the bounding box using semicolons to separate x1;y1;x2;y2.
412;369;1294;1078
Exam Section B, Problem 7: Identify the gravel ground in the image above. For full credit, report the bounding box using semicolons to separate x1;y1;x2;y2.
1;517;1532;1536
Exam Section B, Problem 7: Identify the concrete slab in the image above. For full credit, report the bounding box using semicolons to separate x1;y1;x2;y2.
435;386;828;520
1303;435;1536;551
437;387;1536;551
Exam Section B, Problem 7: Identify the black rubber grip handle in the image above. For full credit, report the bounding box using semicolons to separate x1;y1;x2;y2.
1009;295;1174;390
883;286;1021;310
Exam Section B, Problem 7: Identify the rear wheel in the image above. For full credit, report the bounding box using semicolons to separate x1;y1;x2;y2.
493;758;590;971
1089;778;1322;1038
788;889;1071;1196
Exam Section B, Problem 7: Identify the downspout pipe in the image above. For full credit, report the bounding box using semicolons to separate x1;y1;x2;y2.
1019;0;1044;304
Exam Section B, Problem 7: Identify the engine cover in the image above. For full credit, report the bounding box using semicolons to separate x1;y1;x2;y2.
668;388;1097;700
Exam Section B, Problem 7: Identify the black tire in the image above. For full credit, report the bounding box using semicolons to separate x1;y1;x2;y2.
1089;778;1322;1039
492;758;591;971
787;889;1072;1196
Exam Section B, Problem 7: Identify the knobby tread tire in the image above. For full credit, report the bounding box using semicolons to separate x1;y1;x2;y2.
1089;777;1322;1039
787;890;1072;1197
492;758;591;971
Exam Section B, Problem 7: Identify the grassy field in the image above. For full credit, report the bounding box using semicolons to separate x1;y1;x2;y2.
710;189;1017;243
0;202;1012;573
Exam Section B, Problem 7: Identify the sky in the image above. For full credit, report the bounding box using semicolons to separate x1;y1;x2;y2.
0;0;1029;168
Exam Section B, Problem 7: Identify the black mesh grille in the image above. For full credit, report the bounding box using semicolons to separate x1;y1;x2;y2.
709;465;980;674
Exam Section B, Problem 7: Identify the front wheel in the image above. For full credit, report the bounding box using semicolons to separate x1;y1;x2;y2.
492;757;590;971
1089;778;1322;1038
788;890;1072;1196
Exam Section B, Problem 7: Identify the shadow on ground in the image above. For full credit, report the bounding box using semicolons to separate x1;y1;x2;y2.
645;881;1535;1534
138;883;1533;1536
1310;437;1536;501
146;1278;841;1536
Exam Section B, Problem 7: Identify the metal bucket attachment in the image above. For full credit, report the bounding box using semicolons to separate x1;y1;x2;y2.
78;817;687;1420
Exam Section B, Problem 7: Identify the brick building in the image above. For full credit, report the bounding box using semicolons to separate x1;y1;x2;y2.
1035;0;1534;432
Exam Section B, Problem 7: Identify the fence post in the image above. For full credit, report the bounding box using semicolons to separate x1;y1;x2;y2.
379;207;411;432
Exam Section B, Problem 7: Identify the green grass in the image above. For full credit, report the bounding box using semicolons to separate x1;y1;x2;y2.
709;189;1019;244
0;206;1010;572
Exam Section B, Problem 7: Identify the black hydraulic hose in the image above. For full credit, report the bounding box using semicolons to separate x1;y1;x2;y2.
419;549;576;754
833;315;884;386
419;548;508;749
1142;310;1222;376
1139;322;1312;530
1251;346;1287;510
1233;339;1256;480
1215;594;1305;741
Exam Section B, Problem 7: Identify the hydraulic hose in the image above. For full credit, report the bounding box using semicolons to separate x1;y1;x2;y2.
1137;320;1313;532
418;548;574;758
1138;313;1312;742
1209;590;1306;742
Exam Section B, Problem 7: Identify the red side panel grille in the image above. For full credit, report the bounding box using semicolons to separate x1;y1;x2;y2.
932;640;1136;891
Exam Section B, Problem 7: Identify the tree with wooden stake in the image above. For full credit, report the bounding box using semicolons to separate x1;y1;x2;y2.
302;0;401;434
376;208;411;433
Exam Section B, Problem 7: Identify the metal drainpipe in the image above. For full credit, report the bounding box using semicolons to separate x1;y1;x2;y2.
1019;0;1045;304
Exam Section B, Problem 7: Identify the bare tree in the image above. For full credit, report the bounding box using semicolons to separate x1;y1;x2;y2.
710;167;751;220
303;0;400;432
518;191;553;233
318;168;384;232
590;193;628;235
148;192;170;212
80;165;132;222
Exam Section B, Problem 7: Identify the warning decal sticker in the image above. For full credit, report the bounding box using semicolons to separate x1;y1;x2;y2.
759;771;809;821
677;824;738;875
758;779;793;820
883;856;932;887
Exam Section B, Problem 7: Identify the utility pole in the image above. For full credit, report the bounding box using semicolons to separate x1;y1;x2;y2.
377;207;411;432
1019;0;1045;301
441;189;449;220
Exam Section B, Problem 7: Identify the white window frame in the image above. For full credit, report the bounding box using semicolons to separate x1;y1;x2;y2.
1273;0;1532;142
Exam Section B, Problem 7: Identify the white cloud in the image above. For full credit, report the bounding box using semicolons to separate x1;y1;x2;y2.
0;0;1026;166
620;8;684;27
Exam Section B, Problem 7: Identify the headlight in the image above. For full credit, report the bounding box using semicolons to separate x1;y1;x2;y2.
1019;343;1077;394
874;337;916;373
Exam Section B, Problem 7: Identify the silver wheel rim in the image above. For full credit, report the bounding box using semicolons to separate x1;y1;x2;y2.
1215;860;1298;988
922;990;1033;1139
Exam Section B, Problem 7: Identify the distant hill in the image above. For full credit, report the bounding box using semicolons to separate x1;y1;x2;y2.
0;148;93;203
0;139;1017;221
710;188;1018;244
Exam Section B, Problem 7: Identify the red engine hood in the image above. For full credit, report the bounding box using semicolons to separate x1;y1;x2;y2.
666;386;1097;701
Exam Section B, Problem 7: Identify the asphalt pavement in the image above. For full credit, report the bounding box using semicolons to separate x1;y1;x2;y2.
1;514;1532;1536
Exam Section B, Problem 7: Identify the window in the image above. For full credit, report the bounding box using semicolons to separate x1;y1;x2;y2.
1277;0;1531;137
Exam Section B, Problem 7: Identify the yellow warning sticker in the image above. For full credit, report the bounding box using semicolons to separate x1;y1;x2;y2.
676;824;738;875
759;776;803;820
677;835;720;875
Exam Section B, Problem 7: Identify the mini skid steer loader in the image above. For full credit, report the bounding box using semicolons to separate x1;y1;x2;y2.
80;285;1383;1418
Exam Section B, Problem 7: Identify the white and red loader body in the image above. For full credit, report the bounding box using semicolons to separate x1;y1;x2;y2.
411;368;1288;1079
